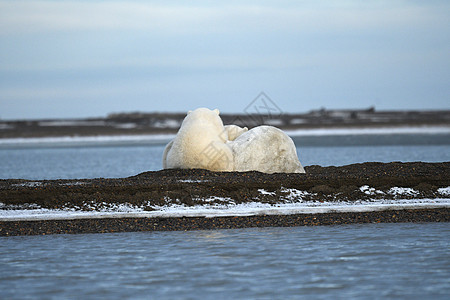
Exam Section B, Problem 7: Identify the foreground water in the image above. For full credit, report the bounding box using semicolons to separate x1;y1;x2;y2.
1;223;449;299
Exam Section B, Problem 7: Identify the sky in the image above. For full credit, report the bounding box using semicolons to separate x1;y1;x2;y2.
0;0;449;120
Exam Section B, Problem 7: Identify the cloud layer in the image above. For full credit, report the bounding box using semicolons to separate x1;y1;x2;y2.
0;1;449;119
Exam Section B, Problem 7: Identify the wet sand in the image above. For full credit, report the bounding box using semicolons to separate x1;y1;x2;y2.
1;162;449;236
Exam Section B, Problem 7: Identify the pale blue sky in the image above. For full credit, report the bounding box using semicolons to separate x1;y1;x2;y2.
0;0;449;120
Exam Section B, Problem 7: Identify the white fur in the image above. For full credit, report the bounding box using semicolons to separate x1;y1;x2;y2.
224;125;248;141
163;108;234;171
163;108;305;173
228;126;305;173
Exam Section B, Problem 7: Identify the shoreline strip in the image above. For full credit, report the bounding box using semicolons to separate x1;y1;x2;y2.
1;199;449;221
1;208;448;236
1;125;449;148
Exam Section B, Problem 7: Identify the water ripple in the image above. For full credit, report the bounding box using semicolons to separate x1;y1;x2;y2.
1;223;449;299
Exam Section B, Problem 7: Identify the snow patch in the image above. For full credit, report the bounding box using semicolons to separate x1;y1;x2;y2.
113;123;137;129
264;119;283;126
0;134;176;149
58;181;86;186
388;187;419;196
0;202;41;210
437;187;450;196
178;179;210;183
153;119;180;128
2;125;448;148
38;121;106;127
12;182;43;188
290;118;307;125
359;185;384;195
194;196;234;203
1;199;449;221
284;126;450;137
258;189;276;196
280;188;311;201
97;202;142;212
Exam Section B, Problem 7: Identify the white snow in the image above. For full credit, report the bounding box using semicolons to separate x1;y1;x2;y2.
280;187;311;201
38;121;106;127
258;189;276;195
359;185;384;195
113;123;137;129
58;181;86;186
437;187;450;196
11;181;86;187
153;119;180;128
1;184;448;221
12;182;43;187
388;187;419;196
264;119;283;126
284;126;450;137
0;134;176;148
3;198;448;221
178;179;210;183
1;125;448;149
194;196;234;203
290;118;307;125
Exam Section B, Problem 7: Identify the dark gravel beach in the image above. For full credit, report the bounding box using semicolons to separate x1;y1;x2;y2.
1;209;448;236
1;162;449;236
2;161;449;208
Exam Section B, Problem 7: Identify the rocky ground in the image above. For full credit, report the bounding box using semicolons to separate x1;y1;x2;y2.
1;162;449;236
1;162;449;211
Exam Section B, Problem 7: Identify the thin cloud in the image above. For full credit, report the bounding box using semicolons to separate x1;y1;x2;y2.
0;1;444;35
1;1;448;119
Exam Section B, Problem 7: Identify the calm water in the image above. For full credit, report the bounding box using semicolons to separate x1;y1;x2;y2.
0;134;449;179
1;223;449;299
1;133;449;299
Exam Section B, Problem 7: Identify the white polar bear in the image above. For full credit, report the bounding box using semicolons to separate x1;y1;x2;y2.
228;126;305;173
163;108;234;171
224;124;248;141
163;108;305;173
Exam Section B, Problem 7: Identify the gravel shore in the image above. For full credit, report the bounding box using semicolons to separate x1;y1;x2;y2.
1;162;449;236
1;209;448;236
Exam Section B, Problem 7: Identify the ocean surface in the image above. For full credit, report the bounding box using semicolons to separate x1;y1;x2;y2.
0;132;449;180
1;223;449;299
1;132;449;299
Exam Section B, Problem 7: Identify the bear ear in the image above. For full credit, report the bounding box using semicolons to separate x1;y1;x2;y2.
187;110;192;114
214;109;220;115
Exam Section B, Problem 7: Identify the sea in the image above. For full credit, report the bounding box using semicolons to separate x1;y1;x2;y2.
1;129;449;299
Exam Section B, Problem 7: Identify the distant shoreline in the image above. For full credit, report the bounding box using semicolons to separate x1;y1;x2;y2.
1;108;449;139
0;125;449;149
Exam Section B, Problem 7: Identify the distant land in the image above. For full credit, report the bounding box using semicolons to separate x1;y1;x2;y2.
1;108;449;138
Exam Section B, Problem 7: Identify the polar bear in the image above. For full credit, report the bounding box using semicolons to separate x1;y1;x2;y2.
163;108;234;171
163;108;305;173
223;125;248;141
228;126;305;174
